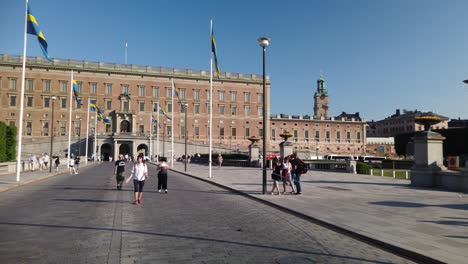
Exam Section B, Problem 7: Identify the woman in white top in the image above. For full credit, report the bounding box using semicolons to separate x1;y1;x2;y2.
127;155;148;204
282;156;295;194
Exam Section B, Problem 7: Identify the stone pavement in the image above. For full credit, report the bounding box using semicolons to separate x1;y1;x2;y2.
0;161;99;193
169;162;468;264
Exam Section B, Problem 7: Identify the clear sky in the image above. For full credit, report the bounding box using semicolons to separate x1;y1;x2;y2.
1;0;468;121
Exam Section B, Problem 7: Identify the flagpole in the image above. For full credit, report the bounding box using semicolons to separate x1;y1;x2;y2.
85;98;90;165
171;79;174;168
16;0;29;181
67;71;73;164
149;111;152;160
209;18;213;178
94;108;97;162
156;101;160;162
125;41;128;64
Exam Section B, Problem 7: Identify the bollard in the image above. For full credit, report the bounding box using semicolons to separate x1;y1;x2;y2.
370;169;373;176
381;169;384;177
405;170;409;180
392;170;396;178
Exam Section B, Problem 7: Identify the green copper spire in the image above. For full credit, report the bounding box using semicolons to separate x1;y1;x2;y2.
315;73;328;97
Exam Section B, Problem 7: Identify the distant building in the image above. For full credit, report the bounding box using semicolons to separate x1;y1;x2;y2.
448;118;468;128
365;137;396;158
270;77;367;157
366;109;449;137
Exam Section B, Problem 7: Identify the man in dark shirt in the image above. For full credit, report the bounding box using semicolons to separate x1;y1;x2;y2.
114;154;126;190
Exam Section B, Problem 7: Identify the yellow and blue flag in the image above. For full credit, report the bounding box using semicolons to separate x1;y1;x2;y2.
173;81;184;107
89;103;97;112
97;107;105;121
27;5;51;61
103;116;112;124
158;106;172;120
211;24;220;78
72;80;81;106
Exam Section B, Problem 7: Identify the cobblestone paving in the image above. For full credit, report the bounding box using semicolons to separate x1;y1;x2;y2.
0;163;414;263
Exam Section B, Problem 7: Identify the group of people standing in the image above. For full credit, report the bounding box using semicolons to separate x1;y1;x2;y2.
270;153;306;195
114;154;170;205
28;153;50;171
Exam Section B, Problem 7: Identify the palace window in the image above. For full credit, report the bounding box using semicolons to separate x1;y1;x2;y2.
152;87;159;97
107;84;113;95
27;79;34;92
44;80;51;92
90;83;97;94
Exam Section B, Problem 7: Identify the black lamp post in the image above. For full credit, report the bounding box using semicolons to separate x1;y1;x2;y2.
258;36;270;195
184;103;188;172
49;96;56;173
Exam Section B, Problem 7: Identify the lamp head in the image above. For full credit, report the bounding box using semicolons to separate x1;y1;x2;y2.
51;96;57;100
257;37;270;48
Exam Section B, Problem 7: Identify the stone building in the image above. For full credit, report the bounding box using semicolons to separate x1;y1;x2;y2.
1;54;367;160
366;109;449;137
269;77;367;158
0;54;269;159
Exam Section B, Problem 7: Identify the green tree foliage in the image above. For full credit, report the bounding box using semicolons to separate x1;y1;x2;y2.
395;128;468;157
0;122;7;162
6;125;17;161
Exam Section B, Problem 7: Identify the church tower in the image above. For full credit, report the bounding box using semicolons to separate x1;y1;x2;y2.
314;75;329;119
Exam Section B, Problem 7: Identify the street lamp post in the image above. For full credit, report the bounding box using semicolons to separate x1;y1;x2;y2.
49;96;56;173
184;104;188;172
258;36;270;195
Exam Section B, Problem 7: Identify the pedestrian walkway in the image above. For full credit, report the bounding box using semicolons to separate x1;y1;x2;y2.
170;162;468;264
0;161;99;193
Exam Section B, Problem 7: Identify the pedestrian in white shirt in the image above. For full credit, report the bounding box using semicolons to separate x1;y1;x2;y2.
69;157;78;174
126;155;148;204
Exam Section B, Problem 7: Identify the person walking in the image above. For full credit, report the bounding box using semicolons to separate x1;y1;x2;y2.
157;157;170;193
54;155;60;171
217;153;223;168
69;156;78;174
74;156;81;173
126;155;148;204
114;154;126;190
270;159;282;195
282;156;295;194
43;153;50;170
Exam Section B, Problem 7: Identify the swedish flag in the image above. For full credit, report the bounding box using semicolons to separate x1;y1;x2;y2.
27;5;51;61
89;103;97;112
173;81;183;106
211;24;220;78
72;80;81;106
158;106;172;120
103;116;112;124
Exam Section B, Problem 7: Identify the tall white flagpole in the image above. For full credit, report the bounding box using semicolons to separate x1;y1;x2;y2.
16;0;29;181
156;101;160;162
94;109;97;161
67;71;73;164
171;79;175;168
85;98;90;165
209;18;213;178
149;112;152;160
125;41;128;64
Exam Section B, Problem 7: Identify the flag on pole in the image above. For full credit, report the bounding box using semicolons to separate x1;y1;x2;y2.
211;23;220;78
97;108;105;122
89;103;97;112
157;106;172;120
172;80;184;110
103;116;112;123
27;5;51;61
72;80;81;106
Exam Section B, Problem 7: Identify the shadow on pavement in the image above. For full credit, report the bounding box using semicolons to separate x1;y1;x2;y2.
0;221;397;264
302;180;409;187
369;201;468;211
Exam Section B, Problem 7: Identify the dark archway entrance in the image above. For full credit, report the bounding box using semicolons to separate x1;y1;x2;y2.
119;143;131;156
101;143;112;161
121;120;131;133
137;144;148;156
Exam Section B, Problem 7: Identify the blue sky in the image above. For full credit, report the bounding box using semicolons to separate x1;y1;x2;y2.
1;0;468;121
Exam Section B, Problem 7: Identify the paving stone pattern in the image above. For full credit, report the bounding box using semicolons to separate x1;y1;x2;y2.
0;163;412;263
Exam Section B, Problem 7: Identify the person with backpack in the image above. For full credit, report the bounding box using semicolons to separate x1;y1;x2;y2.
126;155;148;204
290;153;305;195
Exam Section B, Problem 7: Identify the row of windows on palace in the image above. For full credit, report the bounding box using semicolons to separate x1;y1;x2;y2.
3;78;265;115
13;115;362;144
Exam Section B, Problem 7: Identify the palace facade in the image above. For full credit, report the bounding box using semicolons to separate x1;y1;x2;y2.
1;54;366;160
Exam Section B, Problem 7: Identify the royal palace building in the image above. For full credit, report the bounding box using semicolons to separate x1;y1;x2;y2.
0;54;365;160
